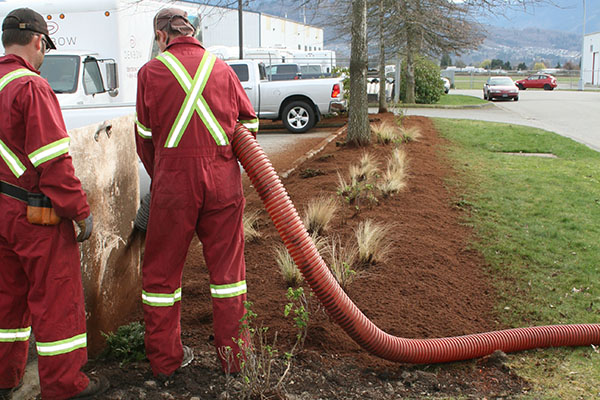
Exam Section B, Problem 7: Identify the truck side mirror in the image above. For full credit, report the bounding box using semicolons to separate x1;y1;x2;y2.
82;57;106;96
105;61;119;97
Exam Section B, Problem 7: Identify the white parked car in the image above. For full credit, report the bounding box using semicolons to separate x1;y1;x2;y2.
441;77;451;94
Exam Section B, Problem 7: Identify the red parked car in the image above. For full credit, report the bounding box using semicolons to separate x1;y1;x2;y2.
515;74;557;90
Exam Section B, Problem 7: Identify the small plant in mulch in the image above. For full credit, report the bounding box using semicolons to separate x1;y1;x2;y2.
101;321;146;366
337;153;381;210
302;196;339;236
299;168;325;179
275;234;327;287
354;219;394;266
323;236;358;291
372;122;402;144
316;154;334;162
400;126;422;143
221;290;310;399
243;210;262;242
378;148;408;197
275;243;303;288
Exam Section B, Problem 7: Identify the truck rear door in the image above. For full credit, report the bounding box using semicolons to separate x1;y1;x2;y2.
229;62;259;113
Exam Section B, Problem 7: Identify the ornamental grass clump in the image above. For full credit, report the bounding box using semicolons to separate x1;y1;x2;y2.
400;126;422;142
354;219;394;266
275;234;327;287
243;210;262;242
302;195;339;236
324;236;358;290
378;148;408;197
372;122;400;144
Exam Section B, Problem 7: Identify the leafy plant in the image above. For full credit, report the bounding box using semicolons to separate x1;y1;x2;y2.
400;55;445;104
101;321;146;366
300;168;325;178
223;294;311;399
302;196;339;236
354;219;394;266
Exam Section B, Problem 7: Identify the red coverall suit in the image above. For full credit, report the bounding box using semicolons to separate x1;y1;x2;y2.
135;36;258;375
0;55;91;399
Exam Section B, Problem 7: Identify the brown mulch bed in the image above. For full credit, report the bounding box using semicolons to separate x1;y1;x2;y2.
89;113;529;399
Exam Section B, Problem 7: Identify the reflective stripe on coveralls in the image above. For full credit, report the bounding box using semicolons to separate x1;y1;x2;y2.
0;327;31;342
239;118;259;133
210;280;247;299
136;117;152;139
142;288;182;307
36;333;86;356
156;51;229;147
0;69;38;178
28;137;70;167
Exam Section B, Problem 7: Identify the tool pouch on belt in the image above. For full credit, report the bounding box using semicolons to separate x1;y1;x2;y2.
27;193;61;225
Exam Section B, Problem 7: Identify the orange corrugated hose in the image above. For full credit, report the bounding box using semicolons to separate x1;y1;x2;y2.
232;123;600;363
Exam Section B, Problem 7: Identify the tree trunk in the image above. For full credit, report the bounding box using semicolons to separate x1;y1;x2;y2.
378;0;388;113
347;0;370;146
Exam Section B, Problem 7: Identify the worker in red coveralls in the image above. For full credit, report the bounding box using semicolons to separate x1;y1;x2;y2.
135;8;259;378
0;8;109;400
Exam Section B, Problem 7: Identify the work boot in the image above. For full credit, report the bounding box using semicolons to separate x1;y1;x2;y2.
156;345;194;383
0;381;22;400
181;345;194;368
69;374;109;399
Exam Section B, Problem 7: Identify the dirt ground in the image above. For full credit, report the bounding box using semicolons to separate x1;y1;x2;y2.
87;114;530;399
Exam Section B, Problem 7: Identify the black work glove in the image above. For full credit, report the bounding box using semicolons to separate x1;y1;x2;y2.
76;213;93;242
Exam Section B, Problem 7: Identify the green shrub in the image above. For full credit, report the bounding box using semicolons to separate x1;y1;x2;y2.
400;56;444;104
101;321;146;365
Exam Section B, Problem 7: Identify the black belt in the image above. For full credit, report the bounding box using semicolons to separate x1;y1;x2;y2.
0;181;30;203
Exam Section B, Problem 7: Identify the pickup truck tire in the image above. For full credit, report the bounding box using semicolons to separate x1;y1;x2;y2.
282;101;316;133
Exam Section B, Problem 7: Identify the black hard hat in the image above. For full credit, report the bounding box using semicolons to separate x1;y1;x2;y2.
2;8;56;50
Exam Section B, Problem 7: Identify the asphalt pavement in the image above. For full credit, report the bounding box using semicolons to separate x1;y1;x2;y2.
394;89;600;152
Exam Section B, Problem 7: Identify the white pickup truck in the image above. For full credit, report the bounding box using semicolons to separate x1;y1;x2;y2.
228;60;346;133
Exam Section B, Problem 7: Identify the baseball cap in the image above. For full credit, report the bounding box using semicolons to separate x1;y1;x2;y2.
2;8;56;50
154;8;195;36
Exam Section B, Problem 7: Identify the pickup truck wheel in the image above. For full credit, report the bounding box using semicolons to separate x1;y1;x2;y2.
282;101;315;133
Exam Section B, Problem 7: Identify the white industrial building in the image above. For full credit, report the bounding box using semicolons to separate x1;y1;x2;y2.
582;31;600;85
191;4;325;54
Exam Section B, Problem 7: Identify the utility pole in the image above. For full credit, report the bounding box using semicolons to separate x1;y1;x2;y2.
238;0;243;59
579;0;586;91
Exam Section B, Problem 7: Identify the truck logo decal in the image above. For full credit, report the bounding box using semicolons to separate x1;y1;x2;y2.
47;21;58;35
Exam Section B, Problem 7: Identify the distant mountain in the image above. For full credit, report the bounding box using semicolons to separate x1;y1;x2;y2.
480;1;600;35
458;26;581;68
247;0;589;67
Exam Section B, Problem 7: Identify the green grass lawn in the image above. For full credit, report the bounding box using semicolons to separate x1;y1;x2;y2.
436;94;487;106
433;118;600;399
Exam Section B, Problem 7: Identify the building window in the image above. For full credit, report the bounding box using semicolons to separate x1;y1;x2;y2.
298;44;301;50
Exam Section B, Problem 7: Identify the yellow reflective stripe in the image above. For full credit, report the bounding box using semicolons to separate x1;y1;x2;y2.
0;138;26;178
28;137;70;167
0;68;38;92
136;118;152;139
36;333;86;356
210;281;247;299
156;51;229;147
240;118;259;132
0;69;38;177
0;327;31;342
142;288;182;307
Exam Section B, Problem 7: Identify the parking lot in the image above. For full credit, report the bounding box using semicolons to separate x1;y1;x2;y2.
402;89;600;151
